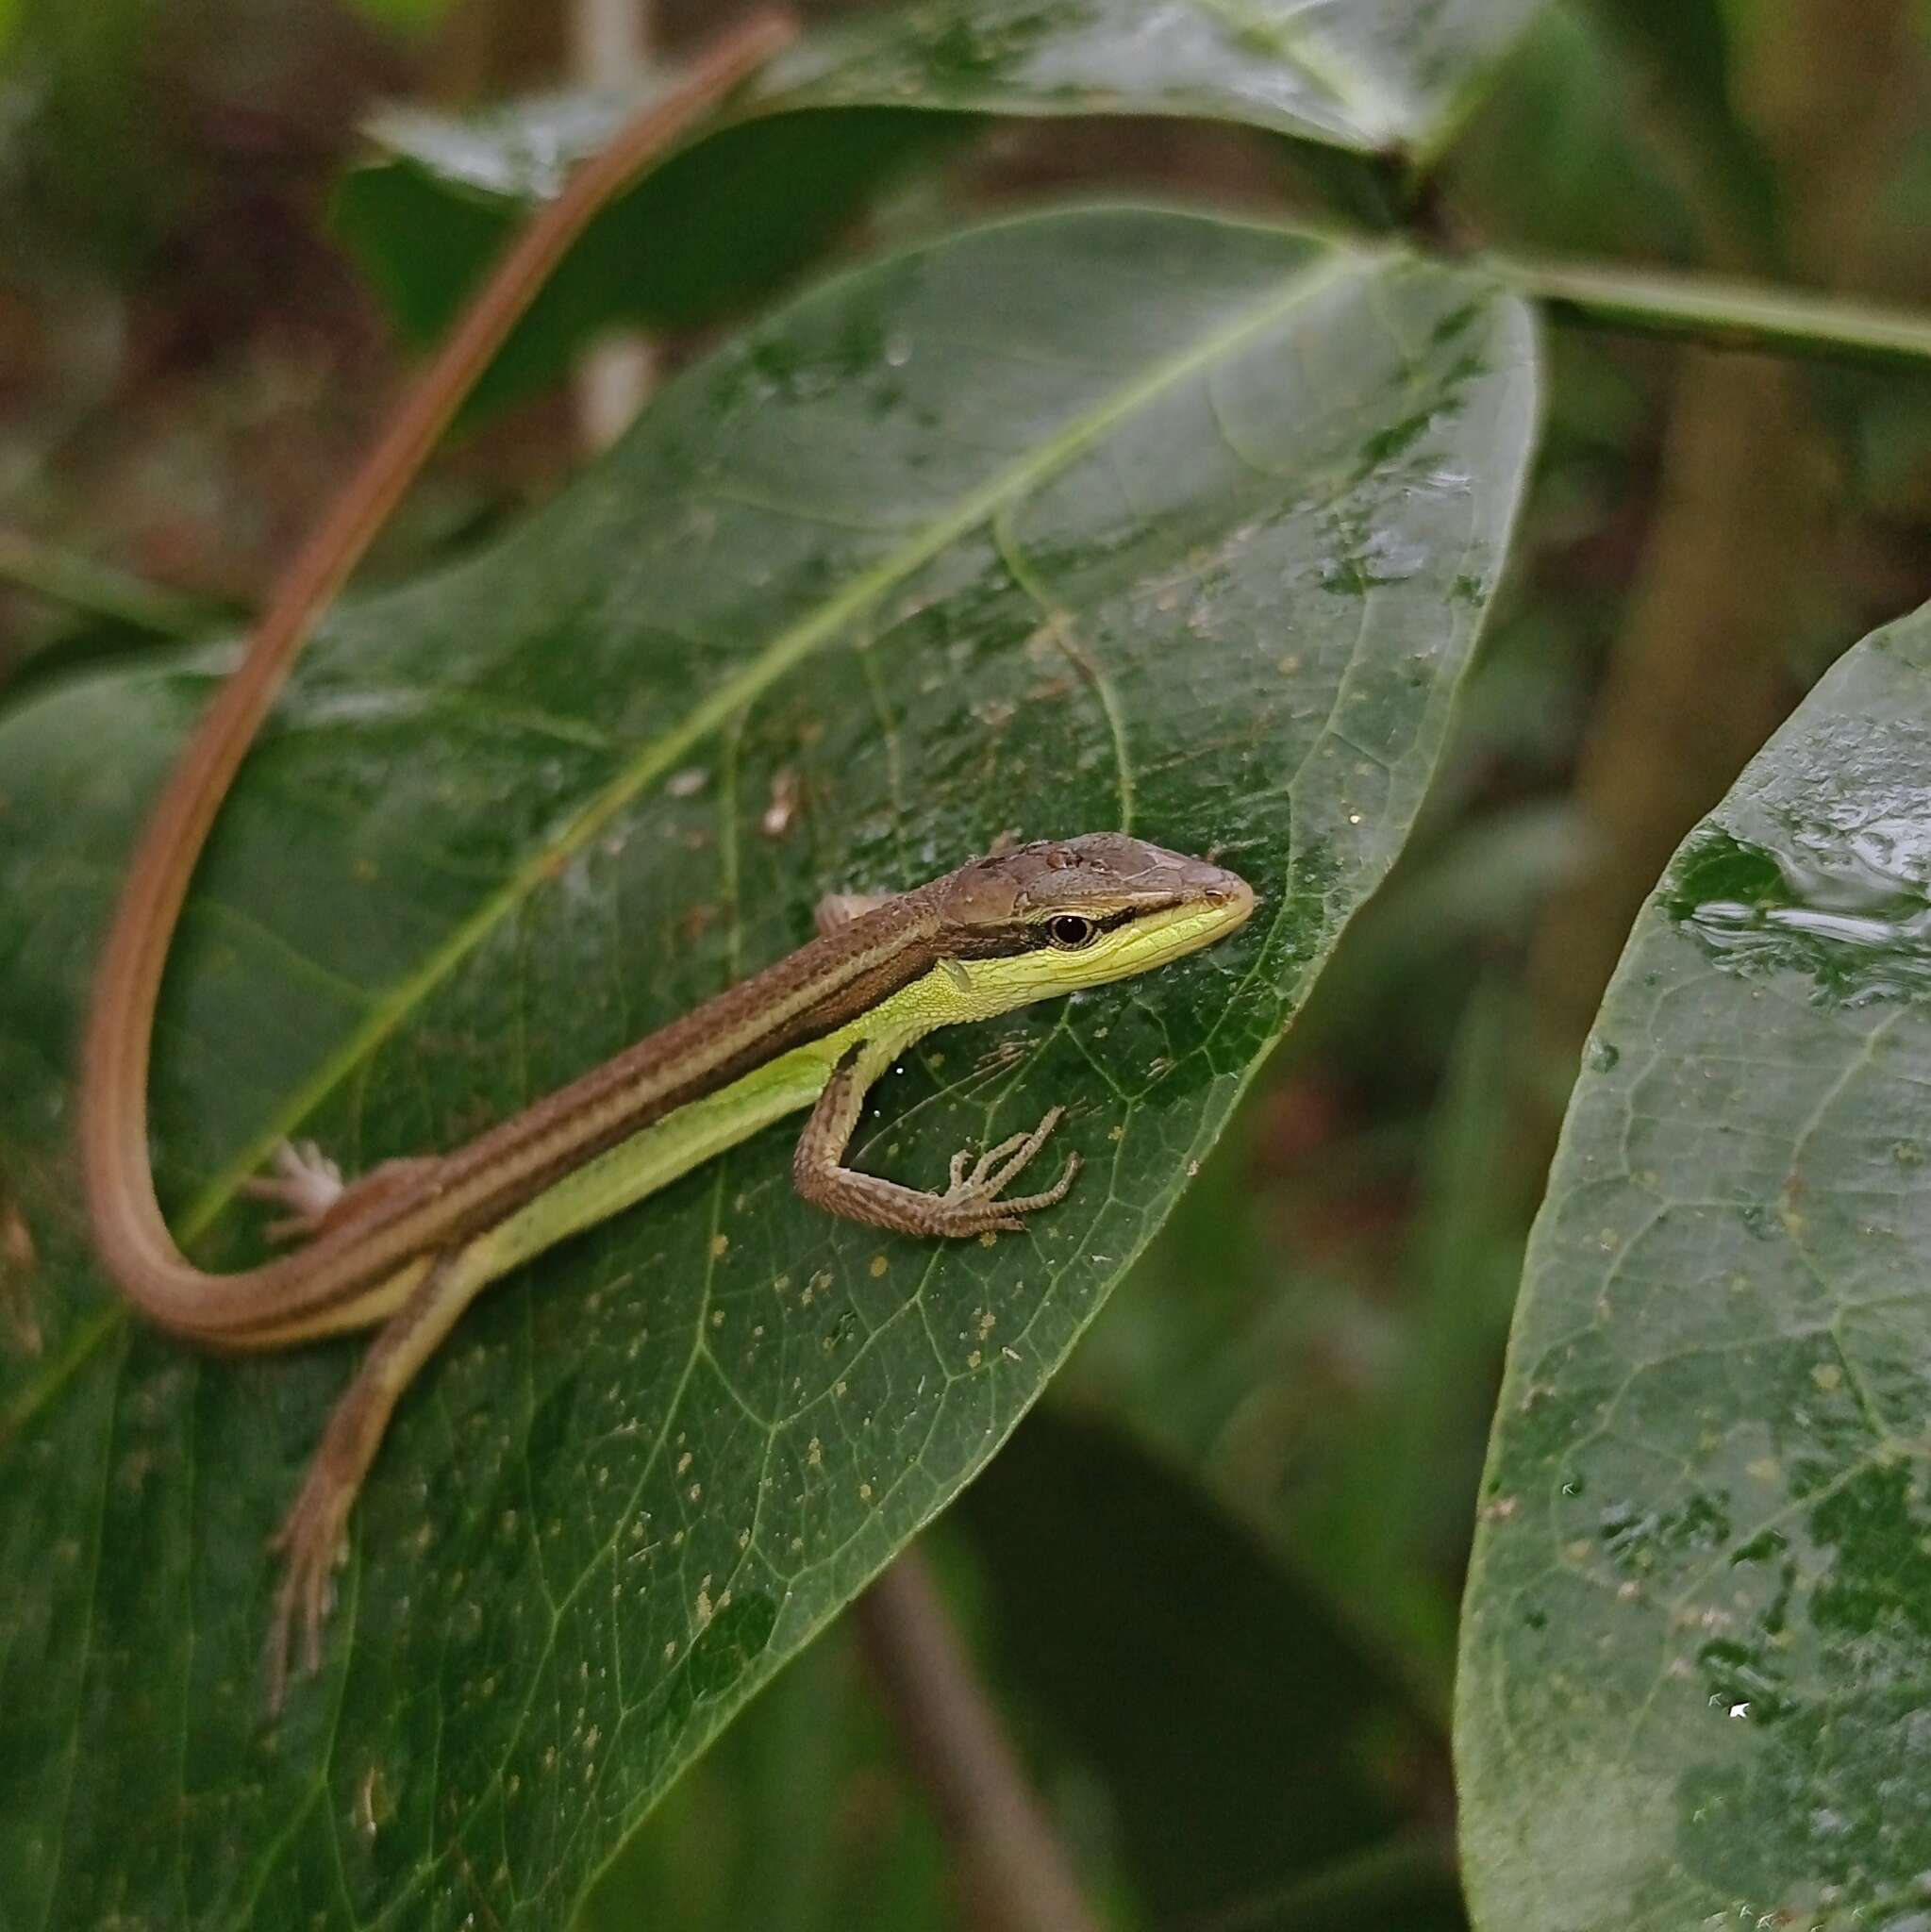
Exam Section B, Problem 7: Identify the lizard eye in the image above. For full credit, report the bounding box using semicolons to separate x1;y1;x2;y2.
1045;914;1098;950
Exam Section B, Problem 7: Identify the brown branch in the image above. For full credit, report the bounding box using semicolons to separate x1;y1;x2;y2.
854;1549;1103;1932
1523;345;1821;1059
1520;0;1922;1152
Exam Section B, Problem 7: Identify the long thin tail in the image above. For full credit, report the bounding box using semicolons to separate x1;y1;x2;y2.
77;12;798;1334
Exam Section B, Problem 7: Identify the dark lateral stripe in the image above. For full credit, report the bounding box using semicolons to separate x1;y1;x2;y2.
219;909;951;1333
457;931;941;1225
222;898;1180;1337
947;901;1164;959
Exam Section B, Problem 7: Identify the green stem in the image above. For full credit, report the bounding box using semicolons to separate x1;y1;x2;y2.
1190;1829;1457;1932
1490;253;1931;368
0;531;227;638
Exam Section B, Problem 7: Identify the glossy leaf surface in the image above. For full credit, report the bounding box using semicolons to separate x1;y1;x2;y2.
0;209;1535;1928
336;0;1548;411
1457;608;1931;1929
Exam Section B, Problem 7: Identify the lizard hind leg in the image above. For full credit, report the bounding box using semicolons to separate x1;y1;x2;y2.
263;1233;491;1711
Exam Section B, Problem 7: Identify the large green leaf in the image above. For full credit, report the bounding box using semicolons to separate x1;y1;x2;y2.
334;0;1549;414
766;0;1546;154
0;208;1536;1928
1457;607;1931;1928
589;1403;1467;1929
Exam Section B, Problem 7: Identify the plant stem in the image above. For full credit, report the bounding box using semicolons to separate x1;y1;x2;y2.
853;1549;1102;1932
1491;254;1931;370
0;531;225;637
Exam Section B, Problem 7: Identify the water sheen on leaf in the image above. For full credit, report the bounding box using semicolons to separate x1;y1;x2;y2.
336;0;1548;413
1457;607;1931;1931
0;208;1535;1930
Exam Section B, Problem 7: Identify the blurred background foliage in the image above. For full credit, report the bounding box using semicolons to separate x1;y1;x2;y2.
6;1;1931;1926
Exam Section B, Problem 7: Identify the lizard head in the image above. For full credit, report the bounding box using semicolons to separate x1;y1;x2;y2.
925;834;1257;1008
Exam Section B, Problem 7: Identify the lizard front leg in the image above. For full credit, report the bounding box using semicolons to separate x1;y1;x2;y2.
791;1044;1078;1239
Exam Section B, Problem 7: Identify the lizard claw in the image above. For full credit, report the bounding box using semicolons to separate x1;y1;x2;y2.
264;1457;355;1714
940;1108;1079;1230
241;1140;345;1242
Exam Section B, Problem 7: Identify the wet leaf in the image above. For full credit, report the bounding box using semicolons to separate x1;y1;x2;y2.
0;208;1535;1928
1457;607;1931;1930
764;0;1546;157
336;0;1549;413
578;1617;945;1930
